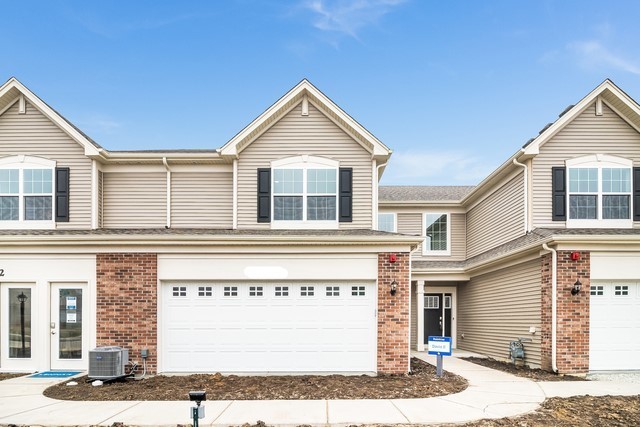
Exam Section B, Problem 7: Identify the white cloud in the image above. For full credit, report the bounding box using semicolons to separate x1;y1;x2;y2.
568;40;640;75
302;0;406;38
380;150;493;185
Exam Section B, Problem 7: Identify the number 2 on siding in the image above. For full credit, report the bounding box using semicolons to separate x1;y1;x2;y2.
0;269;4;277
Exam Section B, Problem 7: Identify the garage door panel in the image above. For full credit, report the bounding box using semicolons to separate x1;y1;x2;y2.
162;282;377;373
590;282;640;371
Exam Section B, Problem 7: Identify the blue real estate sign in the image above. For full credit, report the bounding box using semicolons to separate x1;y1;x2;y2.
427;336;452;356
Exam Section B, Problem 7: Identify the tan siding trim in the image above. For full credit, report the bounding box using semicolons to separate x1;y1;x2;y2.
457;258;541;367
237;103;372;229
466;173;524;258
170;172;233;228
0;101;92;229
103;172;167;228
532;102;640;228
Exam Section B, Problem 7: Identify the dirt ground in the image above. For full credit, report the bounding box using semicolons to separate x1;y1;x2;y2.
462;357;587;381
44;357;467;401
0;373;26;381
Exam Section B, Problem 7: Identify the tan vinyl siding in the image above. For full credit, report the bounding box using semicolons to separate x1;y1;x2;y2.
0;101;92;228
532;102;640;228
410;282;417;349
466;173;524;258
103;172;166;228
395;212;466;261
457;258;541;367
237;102;372;229
170;172;232;228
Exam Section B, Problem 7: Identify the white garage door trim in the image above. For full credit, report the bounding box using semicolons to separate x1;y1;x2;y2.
159;282;377;373
589;281;640;371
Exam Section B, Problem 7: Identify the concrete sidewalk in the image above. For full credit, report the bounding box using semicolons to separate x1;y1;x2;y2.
0;354;638;426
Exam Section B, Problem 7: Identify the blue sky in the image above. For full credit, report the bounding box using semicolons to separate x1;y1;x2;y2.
2;1;640;185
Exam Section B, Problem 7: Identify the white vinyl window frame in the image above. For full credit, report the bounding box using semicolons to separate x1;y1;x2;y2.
270;155;339;230
0;155;56;229
566;154;633;229
377;212;396;232
422;212;451;256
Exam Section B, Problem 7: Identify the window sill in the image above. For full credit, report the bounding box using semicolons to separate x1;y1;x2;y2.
566;219;633;229
422;250;451;257
0;221;56;230
271;221;339;230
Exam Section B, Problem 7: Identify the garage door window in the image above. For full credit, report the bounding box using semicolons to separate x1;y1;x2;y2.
275;286;289;297
198;286;212;297
249;286;263;297
351;286;365;296
223;286;238;297
614;285;629;296
300;286;314;296
172;286;187;297
326;286;339;296
590;285;604;296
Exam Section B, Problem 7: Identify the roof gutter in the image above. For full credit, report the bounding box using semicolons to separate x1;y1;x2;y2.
542;243;559;373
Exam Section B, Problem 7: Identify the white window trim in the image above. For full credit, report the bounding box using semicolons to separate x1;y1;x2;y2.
377;212;396;232
422;212;451;256
566;154;633;229
0;155;56;229
270;155;339;230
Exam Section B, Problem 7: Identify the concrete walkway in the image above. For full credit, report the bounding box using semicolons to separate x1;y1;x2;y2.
0;353;639;426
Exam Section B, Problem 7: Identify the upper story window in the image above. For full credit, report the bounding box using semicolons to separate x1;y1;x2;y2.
377;213;396;232
566;155;633;228
0;155;57;229
423;213;450;256
271;156;339;229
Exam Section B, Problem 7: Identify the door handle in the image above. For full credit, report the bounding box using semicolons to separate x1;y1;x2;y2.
51;331;56;335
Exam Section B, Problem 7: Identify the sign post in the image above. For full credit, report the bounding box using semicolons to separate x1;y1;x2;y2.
427;336;452;377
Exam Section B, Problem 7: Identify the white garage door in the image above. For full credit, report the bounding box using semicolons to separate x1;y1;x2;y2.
161;282;376;373
590;282;640;371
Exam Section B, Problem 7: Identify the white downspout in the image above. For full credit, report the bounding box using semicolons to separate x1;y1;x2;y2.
162;157;172;229
513;156;528;233
374;159;389;230
542;243;558;373
232;158;238;230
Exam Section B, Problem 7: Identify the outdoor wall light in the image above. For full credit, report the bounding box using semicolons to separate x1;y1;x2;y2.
571;279;582;295
390;280;398;296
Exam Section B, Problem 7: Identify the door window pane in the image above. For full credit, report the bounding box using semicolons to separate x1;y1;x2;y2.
24;196;52;220
59;289;82;359
9;289;31;358
0;196;19;220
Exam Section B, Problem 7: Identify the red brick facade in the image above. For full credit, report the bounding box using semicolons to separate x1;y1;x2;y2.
96;253;158;373
377;252;411;374
541;251;590;373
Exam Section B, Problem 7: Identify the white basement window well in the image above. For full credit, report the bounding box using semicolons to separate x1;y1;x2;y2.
423;213;450;256
0;155;56;229
377;212;396;232
271;156;339;229
566;155;633;228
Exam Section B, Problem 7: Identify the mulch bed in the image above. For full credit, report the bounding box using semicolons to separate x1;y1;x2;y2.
462;357;587;381
0;373;27;381
44;357;467;401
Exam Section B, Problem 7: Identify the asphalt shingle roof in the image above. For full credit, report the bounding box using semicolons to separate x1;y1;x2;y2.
378;186;475;202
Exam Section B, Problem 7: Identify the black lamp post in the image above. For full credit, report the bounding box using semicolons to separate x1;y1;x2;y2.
17;292;27;357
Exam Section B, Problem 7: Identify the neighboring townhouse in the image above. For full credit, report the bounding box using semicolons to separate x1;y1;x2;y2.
381;79;640;374
0;77;639;376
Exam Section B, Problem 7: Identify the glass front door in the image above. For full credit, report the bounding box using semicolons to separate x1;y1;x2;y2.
51;284;87;370
0;283;36;371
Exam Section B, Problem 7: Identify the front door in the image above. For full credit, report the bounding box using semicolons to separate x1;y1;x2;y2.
424;293;452;342
50;284;87;370
0;283;36;371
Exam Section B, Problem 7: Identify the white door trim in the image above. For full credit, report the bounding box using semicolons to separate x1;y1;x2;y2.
0;283;38;372
50;283;89;371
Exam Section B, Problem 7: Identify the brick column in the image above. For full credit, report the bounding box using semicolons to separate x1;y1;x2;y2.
96;253;158;373
377;252;410;374
541;251;590;374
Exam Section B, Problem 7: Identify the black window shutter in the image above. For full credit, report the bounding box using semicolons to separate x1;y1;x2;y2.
633;167;640;221
551;166;566;221
55;167;70;222
257;168;271;223
339;167;353;222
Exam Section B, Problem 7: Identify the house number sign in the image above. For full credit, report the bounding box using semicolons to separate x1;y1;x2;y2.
0;269;4;277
